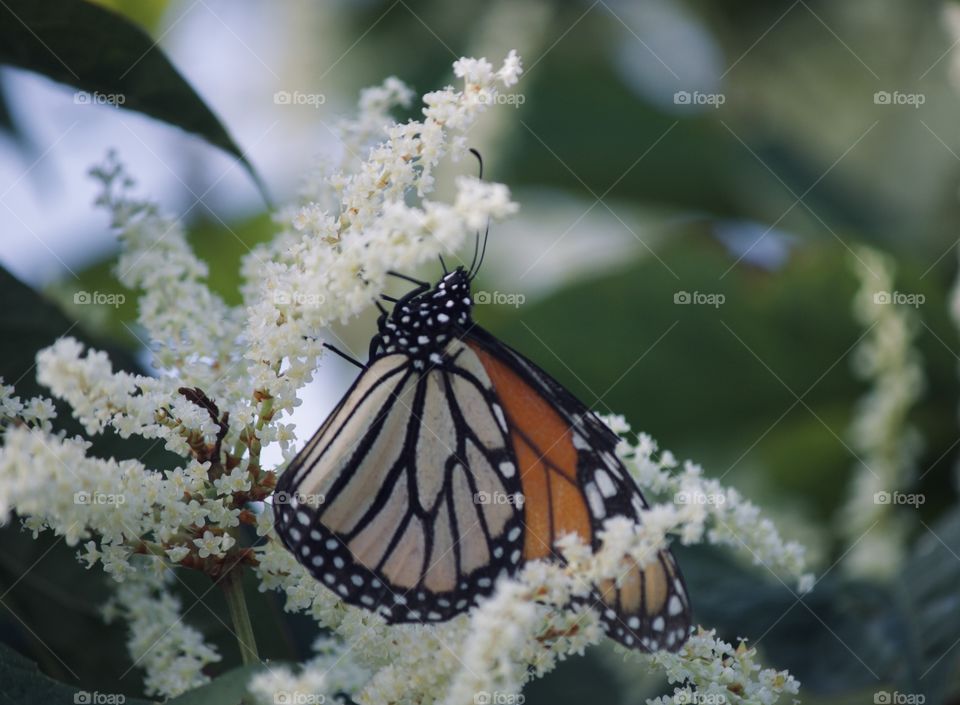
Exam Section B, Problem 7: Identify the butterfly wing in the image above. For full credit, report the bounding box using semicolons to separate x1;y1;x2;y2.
464;327;692;652
274;349;526;622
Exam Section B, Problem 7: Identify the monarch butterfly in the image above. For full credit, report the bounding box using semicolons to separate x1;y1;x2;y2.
274;198;691;655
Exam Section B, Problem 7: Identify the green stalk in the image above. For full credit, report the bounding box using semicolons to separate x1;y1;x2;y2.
220;567;259;665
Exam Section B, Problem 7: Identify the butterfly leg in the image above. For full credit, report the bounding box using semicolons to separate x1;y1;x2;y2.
322;343;366;370
386;270;430;288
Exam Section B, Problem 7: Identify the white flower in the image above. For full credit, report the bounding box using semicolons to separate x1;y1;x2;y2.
194;530;234;559
104;565;221;697
165;545;190;563
841;246;924;579
252;423;809;705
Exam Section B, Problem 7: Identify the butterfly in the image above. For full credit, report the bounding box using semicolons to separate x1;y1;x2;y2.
274;230;691;653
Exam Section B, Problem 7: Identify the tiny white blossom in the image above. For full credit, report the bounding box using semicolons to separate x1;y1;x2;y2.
165;545;190;563
194;530;234;559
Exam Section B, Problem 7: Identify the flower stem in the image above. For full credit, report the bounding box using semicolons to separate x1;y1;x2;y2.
220;567;259;665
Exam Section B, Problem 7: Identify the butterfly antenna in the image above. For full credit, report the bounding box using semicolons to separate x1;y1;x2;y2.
439;254;449;274
472;221;490;280
468;221;481;275
467;148;490;280
469;148;484;180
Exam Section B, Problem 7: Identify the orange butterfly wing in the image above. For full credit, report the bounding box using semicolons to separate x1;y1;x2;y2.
467;338;691;652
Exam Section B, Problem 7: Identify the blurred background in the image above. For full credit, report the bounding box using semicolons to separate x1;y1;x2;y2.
2;0;960;703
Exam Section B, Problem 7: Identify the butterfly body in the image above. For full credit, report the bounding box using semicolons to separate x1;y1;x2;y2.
275;266;691;651
371;269;473;366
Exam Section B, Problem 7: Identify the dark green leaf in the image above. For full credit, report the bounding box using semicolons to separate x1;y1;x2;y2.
0;641;153;705
0;265;180;691
165;663;273;705
0;0;266;200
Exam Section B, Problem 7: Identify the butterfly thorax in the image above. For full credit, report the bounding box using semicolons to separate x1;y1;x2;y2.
372;268;473;369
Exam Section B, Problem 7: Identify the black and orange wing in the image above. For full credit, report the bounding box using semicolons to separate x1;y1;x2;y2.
463;327;692;652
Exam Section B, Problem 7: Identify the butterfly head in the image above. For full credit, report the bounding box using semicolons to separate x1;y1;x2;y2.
376;267;473;367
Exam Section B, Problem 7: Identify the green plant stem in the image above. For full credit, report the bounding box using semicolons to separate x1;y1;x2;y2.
220;567;259;665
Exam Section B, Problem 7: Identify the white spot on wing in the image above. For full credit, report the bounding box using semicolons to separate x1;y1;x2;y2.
493;405;507;431
595;469;616;497
585;483;605;518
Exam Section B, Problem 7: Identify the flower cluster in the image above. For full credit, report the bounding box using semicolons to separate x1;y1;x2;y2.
0;52;807;704
103;567;222;697
0;51;525;699
840;246;924;579
251;421;810;705
645;628;800;705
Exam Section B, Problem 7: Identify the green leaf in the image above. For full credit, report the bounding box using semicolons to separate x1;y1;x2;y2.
0;0;266;200
897;507;960;702
0;641;153;705
0;265;182;690
165;663;273;705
